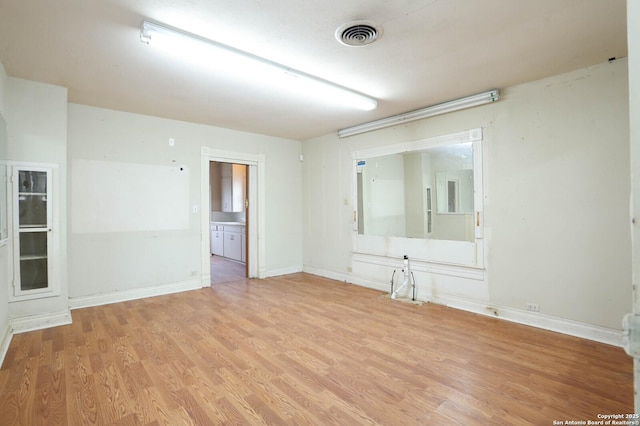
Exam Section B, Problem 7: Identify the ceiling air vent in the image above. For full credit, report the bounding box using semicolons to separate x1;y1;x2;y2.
335;20;382;47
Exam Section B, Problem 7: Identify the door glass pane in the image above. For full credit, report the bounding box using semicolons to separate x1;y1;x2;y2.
20;258;48;290
18;171;47;228
19;194;47;227
20;232;48;291
18;170;47;193
20;232;47;258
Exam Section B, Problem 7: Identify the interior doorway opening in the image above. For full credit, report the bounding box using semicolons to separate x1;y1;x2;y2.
209;161;248;284
200;148;263;286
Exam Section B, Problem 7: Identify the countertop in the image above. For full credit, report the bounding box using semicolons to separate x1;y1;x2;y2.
210;221;246;226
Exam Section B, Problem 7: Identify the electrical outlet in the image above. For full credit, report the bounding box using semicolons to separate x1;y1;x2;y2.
526;303;540;312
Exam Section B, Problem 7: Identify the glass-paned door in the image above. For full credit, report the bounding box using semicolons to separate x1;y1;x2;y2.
13;167;53;295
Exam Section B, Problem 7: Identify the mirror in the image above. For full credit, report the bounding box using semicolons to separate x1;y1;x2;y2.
356;141;475;242
0;111;7;246
436;169;474;214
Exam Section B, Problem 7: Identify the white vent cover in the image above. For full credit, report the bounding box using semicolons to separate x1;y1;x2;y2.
335;20;382;47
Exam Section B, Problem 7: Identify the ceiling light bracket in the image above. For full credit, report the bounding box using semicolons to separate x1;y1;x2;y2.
338;90;500;138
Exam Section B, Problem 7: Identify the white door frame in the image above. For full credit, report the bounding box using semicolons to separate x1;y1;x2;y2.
627;0;640;411
200;147;266;286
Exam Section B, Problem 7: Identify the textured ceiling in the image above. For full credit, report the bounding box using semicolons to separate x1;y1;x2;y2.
0;0;628;140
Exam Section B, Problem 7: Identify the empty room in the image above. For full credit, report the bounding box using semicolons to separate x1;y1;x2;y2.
0;0;639;424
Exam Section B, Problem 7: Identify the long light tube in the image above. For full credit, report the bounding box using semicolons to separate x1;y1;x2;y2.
140;20;377;111
338;90;499;137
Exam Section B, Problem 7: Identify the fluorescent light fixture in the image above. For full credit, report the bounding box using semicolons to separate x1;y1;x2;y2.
140;20;377;111
338;90;500;138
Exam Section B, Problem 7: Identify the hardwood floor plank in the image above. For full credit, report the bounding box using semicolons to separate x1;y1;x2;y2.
214;395;253;425
244;392;288;425
139;384;177;424
34;364;66;426
0;273;634;425
93;362;131;424
271;374;332;417
0;393;19;425
65;345;101;425
246;369;302;421
185;379;235;424
172;387;215;425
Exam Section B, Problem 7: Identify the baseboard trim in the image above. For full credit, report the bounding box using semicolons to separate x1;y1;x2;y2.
302;265;349;284
432;294;623;347
266;265;304;278
0;322;12;366
10;310;72;335
201;274;212;287
303;265;623;347
346;274;391;293
69;279;203;310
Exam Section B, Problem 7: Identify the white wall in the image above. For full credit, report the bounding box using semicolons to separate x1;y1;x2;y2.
0;60;10;360
67;104;303;302
262;137;304;276
5;77;69;322
0;60;6;114
302;59;630;339
487;62;629;330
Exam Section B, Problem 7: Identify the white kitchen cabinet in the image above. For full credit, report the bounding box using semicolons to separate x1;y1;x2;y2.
210;224;224;256
241;227;246;263
223;226;243;262
220;163;246;212
11;165;59;299
209;162;222;211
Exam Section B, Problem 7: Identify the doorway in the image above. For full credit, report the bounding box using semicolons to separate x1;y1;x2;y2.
209;161;248;284
200;147;263;286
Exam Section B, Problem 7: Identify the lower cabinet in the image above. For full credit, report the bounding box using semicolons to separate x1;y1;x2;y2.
210;223;245;263
223;226;243;262
241;228;246;263
210;225;224;256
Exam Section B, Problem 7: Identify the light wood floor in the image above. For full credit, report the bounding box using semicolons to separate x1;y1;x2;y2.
211;255;246;285
0;273;633;425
